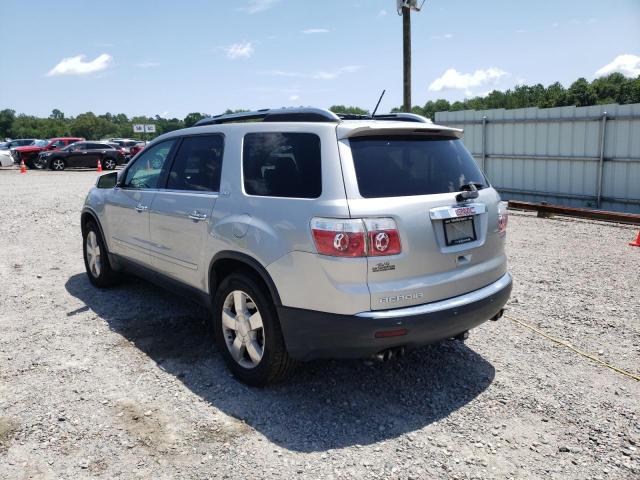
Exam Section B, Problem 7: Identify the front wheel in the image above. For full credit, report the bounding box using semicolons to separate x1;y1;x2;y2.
213;273;295;386
51;158;66;171
83;221;120;287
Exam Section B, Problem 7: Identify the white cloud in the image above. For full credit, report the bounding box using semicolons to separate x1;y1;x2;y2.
302;28;330;34
431;33;453;40
239;0;281;14
135;61;160;68
428;67;508;92
595;54;640;77
264;65;361;80
225;42;254;59
377;9;387;17
289;94;300;101
46;53;113;76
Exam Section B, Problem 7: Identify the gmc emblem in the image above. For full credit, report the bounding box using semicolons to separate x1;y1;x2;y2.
455;207;475;217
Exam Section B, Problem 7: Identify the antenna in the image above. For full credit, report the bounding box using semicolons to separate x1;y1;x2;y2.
371;89;386;117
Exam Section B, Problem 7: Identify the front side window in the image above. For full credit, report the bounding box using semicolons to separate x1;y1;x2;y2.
243;132;321;198
123;139;175;189
349;136;488;198
51;140;65;148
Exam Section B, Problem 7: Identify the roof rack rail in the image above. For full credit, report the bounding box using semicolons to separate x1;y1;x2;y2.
194;108;341;126
336;112;431;123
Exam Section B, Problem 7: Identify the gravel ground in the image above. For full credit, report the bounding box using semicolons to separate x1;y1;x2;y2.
0;168;638;480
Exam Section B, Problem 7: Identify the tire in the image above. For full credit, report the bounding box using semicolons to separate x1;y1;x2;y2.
213;273;296;386
51;158;66;171
82;220;120;287
103;157;117;170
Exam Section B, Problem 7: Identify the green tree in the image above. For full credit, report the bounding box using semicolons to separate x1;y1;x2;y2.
49;109;65;120
329;105;369;115
70;112;119;139
0;109;16;139
184;112;206;128
566;78;597;107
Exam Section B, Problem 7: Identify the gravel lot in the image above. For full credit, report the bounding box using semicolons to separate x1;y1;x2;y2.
1;168;638;479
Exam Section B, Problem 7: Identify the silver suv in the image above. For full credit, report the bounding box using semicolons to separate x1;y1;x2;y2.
81;108;512;386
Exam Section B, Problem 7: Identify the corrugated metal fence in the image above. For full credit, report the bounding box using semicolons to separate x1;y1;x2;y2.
435;103;640;213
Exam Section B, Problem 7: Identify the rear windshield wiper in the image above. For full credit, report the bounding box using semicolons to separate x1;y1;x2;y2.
456;182;483;202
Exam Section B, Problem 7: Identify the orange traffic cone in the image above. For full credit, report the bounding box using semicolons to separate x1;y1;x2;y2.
19;159;26;174
97;159;102;172
629;231;640;247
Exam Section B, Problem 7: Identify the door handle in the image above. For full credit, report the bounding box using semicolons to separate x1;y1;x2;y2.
188;211;207;221
135;204;148;212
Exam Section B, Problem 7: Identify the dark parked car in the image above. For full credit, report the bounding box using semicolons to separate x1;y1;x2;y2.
0;139;38;150
40;141;126;171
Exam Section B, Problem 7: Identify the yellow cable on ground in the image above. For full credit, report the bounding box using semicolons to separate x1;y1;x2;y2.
504;313;640;382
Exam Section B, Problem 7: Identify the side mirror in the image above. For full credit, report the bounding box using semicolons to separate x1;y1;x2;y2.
96;171;118;189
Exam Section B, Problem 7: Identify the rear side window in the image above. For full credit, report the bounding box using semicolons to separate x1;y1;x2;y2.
167;135;224;192
349;136;488;198
243;132;321;198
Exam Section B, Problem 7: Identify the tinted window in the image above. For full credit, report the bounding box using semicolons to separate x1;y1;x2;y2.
243;132;321;198
86;143;112;149
123;140;175;189
166;135;224;192
51;140;66;148
349;136;488;198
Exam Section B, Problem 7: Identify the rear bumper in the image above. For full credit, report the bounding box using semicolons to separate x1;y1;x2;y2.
278;272;512;361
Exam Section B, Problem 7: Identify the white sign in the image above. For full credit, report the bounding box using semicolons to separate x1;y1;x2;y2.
133;124;144;133
144;124;156;133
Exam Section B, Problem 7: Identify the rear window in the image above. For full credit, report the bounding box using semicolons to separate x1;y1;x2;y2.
243;132;321;198
349;136;488;198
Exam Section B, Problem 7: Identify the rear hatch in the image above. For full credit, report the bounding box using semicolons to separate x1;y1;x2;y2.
336;123;508;311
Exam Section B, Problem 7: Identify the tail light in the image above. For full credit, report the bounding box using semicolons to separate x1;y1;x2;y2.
497;201;508;235
364;218;402;256
311;218;366;257
311;217;401;257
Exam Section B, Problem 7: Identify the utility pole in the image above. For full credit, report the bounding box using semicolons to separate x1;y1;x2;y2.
402;5;411;112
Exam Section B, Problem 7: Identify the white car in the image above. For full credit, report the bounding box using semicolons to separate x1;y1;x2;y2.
0;150;14;167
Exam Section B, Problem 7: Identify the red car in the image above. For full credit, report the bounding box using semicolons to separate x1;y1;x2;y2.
128;142;146;158
13;137;84;169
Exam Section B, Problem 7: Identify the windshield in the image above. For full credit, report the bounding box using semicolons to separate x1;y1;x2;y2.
33;140;48;147
349;136;488;198
63;143;79;151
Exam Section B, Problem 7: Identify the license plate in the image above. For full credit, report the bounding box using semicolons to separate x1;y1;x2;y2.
443;216;476;246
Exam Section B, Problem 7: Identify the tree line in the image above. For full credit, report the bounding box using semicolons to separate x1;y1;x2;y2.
1;74;637;140
334;73;640;118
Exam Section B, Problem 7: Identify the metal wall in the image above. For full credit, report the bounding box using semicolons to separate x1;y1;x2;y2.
435;103;640;213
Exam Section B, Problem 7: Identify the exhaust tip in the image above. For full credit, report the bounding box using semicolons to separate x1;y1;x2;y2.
490;308;505;321
372;346;406;363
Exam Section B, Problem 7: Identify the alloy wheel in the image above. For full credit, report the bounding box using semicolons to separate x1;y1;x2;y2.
104;158;116;170
52;159;65;170
222;290;265;369
86;231;102;278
